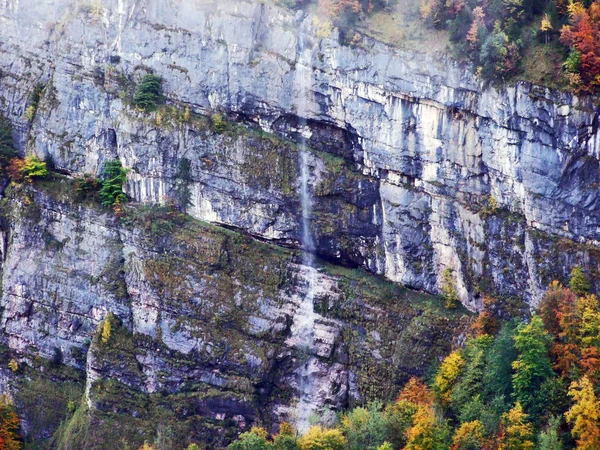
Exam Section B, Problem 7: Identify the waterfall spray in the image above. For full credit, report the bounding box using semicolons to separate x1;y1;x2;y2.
292;31;318;434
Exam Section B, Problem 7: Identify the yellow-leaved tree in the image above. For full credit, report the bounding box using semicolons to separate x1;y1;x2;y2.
434;351;465;405
498;402;534;450
565;376;600;450
451;420;485;450
298;426;346;450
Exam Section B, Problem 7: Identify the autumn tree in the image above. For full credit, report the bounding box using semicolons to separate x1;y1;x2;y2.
297;426;346;450
434;351;465;405
497;403;535;450
565;376;600;450
101;315;112;344
541;13;553;44
466;7;486;50
0;396;21;450
404;403;451;450
560;1;600;92
450;420;485;450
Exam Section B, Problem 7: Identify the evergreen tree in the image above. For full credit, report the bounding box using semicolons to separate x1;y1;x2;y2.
0;115;17;168
133;74;163;112
99;160;128;207
174;157;193;212
451;336;492;413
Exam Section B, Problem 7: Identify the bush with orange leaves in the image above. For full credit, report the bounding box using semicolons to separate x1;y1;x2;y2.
0;395;21;450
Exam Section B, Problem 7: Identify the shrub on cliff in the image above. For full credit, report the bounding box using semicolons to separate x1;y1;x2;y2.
133;74;163;112
7;155;48;182
74;173;101;201
99;160;128;207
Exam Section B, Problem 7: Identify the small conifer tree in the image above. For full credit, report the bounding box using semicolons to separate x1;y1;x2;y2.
569;266;591;297
133;74;163;112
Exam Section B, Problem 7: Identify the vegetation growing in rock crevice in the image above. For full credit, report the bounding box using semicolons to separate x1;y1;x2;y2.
7;155;49;182
99;160;128;207
0;115;18;170
442;268;459;309
133;74;163;112
173;157;193;212
23;82;45;122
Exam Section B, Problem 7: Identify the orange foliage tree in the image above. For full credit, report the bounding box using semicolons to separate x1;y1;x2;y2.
0;395;21;450
560;1;600;92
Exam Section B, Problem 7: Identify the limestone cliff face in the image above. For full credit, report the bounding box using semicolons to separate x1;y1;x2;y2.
0;0;597;447
0;180;469;447
0;0;599;310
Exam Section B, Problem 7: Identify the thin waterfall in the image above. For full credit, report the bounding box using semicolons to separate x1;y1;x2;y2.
292;31;318;434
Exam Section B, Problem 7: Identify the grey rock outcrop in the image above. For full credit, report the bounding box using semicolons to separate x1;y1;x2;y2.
0;0;598;310
0;182;469;447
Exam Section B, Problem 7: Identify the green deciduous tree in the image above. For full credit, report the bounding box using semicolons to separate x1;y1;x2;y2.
569;266;591;297
512;315;554;419
538;416;563;450
228;427;272;450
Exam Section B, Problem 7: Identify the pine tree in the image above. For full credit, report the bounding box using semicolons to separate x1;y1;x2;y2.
0;115;17;168
538;416;563;450
133;74;163;112
99;160;128;207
